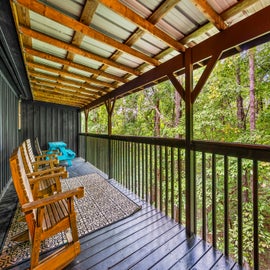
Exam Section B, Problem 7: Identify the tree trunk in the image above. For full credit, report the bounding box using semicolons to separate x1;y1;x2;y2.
154;99;160;136
236;62;246;130
249;48;256;131
174;90;182;138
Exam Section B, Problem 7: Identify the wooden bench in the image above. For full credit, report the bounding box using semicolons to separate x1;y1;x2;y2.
10;147;84;269
21;141;68;198
34;137;60;157
25;139;59;171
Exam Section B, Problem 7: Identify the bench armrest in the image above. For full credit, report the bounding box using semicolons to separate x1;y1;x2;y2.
28;172;68;184
27;166;66;177
32;159;59;167
22;187;84;212
35;153;57;161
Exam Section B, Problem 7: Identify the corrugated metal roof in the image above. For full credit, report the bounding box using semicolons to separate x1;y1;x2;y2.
8;0;270;108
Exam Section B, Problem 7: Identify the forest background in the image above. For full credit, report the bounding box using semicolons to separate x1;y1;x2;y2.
81;43;270;269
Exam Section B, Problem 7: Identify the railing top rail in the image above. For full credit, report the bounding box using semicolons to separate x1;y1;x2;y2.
192;140;270;162
79;133;270;162
79;133;186;148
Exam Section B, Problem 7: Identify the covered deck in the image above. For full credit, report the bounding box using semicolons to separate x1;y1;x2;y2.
0;0;270;269
0;158;240;270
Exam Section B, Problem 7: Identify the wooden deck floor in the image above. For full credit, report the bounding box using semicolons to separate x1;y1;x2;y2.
0;158;242;270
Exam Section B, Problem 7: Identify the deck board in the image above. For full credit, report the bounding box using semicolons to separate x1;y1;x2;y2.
0;158;241;270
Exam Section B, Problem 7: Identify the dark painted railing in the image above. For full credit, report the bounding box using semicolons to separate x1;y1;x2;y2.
79;133;270;269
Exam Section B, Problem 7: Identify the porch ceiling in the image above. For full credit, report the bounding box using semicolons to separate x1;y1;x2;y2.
8;0;270;109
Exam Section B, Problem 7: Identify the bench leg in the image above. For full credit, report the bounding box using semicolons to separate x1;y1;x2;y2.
31;227;42;269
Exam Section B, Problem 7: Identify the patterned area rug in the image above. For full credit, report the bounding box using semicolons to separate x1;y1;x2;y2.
0;173;141;269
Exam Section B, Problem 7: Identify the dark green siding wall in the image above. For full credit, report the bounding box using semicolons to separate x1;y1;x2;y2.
20;101;79;155
0;71;18;195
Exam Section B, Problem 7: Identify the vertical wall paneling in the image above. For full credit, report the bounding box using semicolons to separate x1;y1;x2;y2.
0;71;18;196
21;101;79;155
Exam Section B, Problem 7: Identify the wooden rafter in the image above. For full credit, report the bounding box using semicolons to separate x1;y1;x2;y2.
182;0;261;44
91;0;180;85
97;0;186;52
15;0;159;66
28;70;100;97
25;47;127;84
32;88;93;105
32;86;91;100
189;0;227;30
30;79;97;99
26;61;110;92
19;26;141;76
33;95;86;107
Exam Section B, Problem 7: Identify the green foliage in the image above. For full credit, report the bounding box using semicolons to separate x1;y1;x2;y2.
82;42;270;268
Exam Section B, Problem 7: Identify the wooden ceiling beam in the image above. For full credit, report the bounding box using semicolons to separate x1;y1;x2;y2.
31;81;95;101
148;0;180;23
33;92;87;107
181;0;261;44
33;88;88;101
19;26;141;76
124;0;180;46
190;0;227;30
14;0;159;66
192;5;270;64
92;0;180;85
26;60;112;91
64;0;98;80
97;0;186;52
28;70;101;96
25;47;127;83
32;85;91;100
70;0;98;50
30;79;97;98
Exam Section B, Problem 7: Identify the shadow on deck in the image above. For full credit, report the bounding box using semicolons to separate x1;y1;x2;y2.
0;158;241;270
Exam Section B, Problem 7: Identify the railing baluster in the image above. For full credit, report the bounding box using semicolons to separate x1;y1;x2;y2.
159;145;163;212
116;140;119;182
111;139;114;179
121;140;124;184
145;143;148;202
224;155;229;257
202;152;206;241
150;144;153;204
142;143;145;200
171;147;174;219
131;142;134;193
238;157;243;265
128;141;131;190
138;143;141;198
178;147;182;224
165;146;168;216
134;143;137;195
253;160;259;270
124;141;127;187
212;153;217;248
154;144;158;209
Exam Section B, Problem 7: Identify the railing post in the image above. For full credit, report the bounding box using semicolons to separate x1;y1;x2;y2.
185;48;196;236
84;108;90;162
105;98;115;179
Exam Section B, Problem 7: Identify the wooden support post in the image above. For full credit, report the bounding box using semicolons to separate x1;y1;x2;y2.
83;108;90;162
185;48;196;236
105;98;116;179
183;49;220;236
